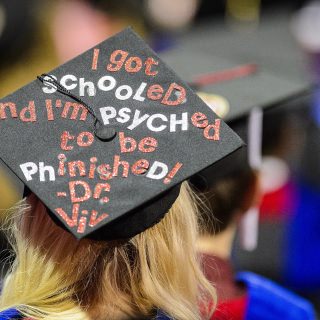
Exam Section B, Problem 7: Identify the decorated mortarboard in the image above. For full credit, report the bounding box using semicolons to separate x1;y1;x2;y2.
0;28;243;240
160;48;311;250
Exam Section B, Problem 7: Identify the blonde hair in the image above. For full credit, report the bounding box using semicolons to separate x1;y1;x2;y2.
0;182;215;320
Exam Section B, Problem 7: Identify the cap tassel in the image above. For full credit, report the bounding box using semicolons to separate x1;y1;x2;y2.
240;206;259;251
37;74;98;121
37;74;117;141
240;107;263;251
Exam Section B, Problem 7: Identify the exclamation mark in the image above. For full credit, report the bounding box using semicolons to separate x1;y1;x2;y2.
92;48;100;70
163;162;183;184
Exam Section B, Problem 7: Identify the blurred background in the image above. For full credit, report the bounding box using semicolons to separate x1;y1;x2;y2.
0;0;319;315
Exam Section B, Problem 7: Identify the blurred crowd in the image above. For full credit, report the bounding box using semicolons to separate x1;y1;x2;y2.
0;0;319;318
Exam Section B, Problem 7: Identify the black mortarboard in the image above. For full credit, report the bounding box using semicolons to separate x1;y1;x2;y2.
172;14;310;82
160;49;310;123
0;28;243;240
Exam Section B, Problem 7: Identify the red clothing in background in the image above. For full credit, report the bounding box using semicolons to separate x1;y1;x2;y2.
201;253;248;320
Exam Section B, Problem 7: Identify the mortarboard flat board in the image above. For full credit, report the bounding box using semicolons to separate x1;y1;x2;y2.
160;48;311;124
0;28;243;240
173;12;310;83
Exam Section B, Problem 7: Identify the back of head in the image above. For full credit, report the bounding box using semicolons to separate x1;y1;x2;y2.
192;162;257;235
0;182;215;320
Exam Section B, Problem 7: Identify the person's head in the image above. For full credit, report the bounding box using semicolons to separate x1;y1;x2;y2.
0;182;215;320
192;161;260;237
0;26;244;320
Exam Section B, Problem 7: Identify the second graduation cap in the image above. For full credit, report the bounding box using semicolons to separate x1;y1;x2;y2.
160;48;310;123
160;47;311;250
0;28;243;240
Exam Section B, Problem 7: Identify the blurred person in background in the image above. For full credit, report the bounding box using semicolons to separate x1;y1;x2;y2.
0;0;200;99
274;1;320;304
158;40;316;319
191;140;316;319
0;0;146;98
158;15;317;311
163;0;320;311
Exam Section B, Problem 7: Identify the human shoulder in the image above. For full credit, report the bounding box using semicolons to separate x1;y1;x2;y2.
0;308;24;319
236;271;316;320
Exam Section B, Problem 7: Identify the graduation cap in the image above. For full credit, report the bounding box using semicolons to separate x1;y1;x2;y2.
160;48;311;250
0;28;243;240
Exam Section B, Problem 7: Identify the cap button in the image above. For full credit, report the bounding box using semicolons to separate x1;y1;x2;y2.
95;126;117;141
